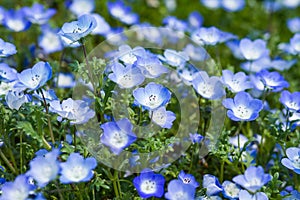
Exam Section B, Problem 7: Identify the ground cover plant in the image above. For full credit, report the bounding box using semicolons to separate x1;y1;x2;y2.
0;0;300;199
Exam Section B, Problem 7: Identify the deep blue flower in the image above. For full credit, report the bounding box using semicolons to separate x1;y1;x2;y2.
165;179;195;200
239;190;269;200
133;169;165;199
192;71;225;100
239;38;268;60
108;62;145;88
69;0;95;16
203;174;223;196
221;69;253;93
233;166;272;193
58;14;97;44
287;17;300;33
0;63;17;82
0;38;17;57
150;106;176;129
26;149;60;187
38;26;63;54
222;180;240;199
178;170;199;188
0;175;34;200
256;69;289;92
222;92;263;121
189;133;203;144
281;147;300;174
280;91;300;112
100;118;137;155
17;61;52;90
107;1;139;25
3;8;31;32
60;153;97;184
133;82;171;111
23;3;56;25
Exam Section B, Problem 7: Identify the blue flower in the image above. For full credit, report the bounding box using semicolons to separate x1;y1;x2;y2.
165;179;195;200
108;62;145;88
100;118;137;155
238;190;269;200
26;149;60;187
3;8;31;32
90;13;111;36
282;190;300;200
239;38;268;60
133;82;171;111
133;169;165;199
178;170;199;188
163;16;188;32
189;133;203;144
221;69;253;93
55;73;75;88
38;26;63;54
188;11;203;30
192;71;225;100
23;3;56;25
60;153;97;184
203;174;223;196
5;90;30;110
107;1;139;25
222;180;240;199
160;49;189;67
0;38;17;57
233;166;272;193
222;92;263;121
281;147;300;174
221;0;245;12
256;69;289;92
280;91;300;112
0;175;34;200
183;44;208;62
287;17;300;33
69;0;95;16
116;45;146;64
0;6;5;24
58;14;97;44
135;55;169;78
150;106;176;129
17;61;52;90
0;63;17;82
290;33;300;54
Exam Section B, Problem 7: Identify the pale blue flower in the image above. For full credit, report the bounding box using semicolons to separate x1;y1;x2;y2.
281;147;300;174
222;180;240;199
135;55;169;78
0;63;17;82
107;1;139;25
23;3;56;25
160;49;189;67
38;26;63;54
221;0;245;12
287;17;300;33
69;0;95;16
203;174;223;196
165;179;195;200
238;190;269;200
5;90;30;110
0;38;17;57
239;38;268;60
3;8;31;32
91;13;111;36
150;106;176;129
221;70;252;93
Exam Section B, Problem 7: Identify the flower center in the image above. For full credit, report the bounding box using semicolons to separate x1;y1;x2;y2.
235;106;251;119
140;179;157;194
110;131;128;148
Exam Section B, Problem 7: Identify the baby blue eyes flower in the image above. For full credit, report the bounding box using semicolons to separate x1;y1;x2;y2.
239;38;268;60
136;56;169;78
26;149;60;188
3;8;31;32
222;0;245;12
150;106;176;129
100;118;137;155
189;133;203;144
280;91;300;112
17;61;52;90
222;92;263;121
287;17;300;33
165;179;195;200
238;190;269;200
233;166;272;193
91;13;111;36
58;14;97;44
38;27;63;54
289;33;300;54
192;71;225;100
221;69;253;93
256;69;289;92
0;38;17;57
5;90;30;110
222;180;240;199
69;0;95;16
133;82;171;111
107;1;139;25
133;169;165;199
23;3;56;25
178;170;199;188
161;49;189;67
203;174;223;196
0;63;18;82
60;153;97;184
281;147;300;174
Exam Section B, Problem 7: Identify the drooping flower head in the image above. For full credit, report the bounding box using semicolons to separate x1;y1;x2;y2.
281;147;300;174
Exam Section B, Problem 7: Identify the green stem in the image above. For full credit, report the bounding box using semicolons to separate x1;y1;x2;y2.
220;160;224;183
115;170;122;198
0;149;17;175
20;132;23;174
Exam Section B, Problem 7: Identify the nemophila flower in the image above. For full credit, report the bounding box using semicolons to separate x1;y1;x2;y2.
178;170;199;188
0;38;17;57
233;166;272;193
221;70;252;93
150;106;176;129
107;1;139;25
192;71;225;100
23;3;56;25
3;8;31;32
281;147;300;174
133;169;165;198
0;175;34;200
188;11;203;30
49;98;95;124
133;82;171;111
189;133;203;144
26;149;60;187
222;180;240;199
279;91;300;112
203;174;223;196
163;16;188;32
104;27;127;46
60;153;97;184
289;33;300;54
241;55;272;73
226;40;245;60
160;49;189;67
108;62;145;88
287;17;300;33
17;61;52;90
135;56;169;78
69;0;95;16
239;38;268;60
33;89;58;103
183;44;208;62
256;69;289;92
58;14;97;44
201;0;221;9
55;73;75;88
100;118;137;155
116;45;146;64
5;90;30;110
282;190;300;200
132;23;163;45
0;81;17;96
269;58;296;71
177;64;198;85
91;13;111;36
280;0;300;8
0;6;5;24
165;179;195;200
0;63;17;82
222;92;263;121
38;27;63;54
221;0;245;12
239;190;268;200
